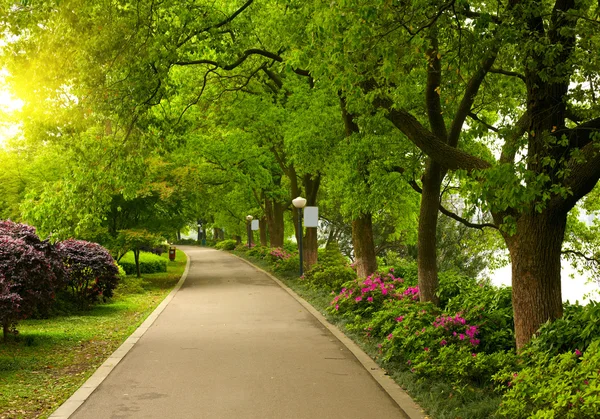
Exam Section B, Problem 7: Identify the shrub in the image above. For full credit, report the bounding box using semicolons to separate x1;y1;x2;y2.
0;221;66;340
327;269;416;318
445;282;515;353
304;245;356;291
57;239;120;308
272;254;300;273
215;239;237;251
496;339;600;418
248;246;270;259
119;251;167;275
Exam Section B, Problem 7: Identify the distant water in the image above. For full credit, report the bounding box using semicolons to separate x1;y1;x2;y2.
490;262;600;304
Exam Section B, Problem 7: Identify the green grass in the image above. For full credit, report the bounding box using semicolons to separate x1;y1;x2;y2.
233;250;502;419
0;249;187;419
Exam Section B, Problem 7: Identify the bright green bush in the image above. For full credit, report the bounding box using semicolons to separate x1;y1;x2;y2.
272;254;300;273
496;339;600;418
248;246;270;259
119;251;167;275
445;282;514;353
215;239;237;251
304;245;356;291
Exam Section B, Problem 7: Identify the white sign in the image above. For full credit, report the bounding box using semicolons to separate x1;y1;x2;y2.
304;206;319;227
251;219;259;230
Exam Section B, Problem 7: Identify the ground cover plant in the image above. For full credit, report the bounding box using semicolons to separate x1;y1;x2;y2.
0;249;187;418
229;245;600;419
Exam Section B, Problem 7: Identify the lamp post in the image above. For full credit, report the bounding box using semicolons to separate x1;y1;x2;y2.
246;215;253;248
292;196;307;277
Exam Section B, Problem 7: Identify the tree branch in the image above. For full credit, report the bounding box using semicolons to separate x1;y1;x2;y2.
499;111;530;164
175;48;283;70
468;112;499;133
562;249;600;265
489;67;526;82
176;0;254;48
408;179;498;230
448;48;499;147
382;105;491;171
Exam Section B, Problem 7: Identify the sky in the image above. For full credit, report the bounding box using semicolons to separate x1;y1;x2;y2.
0;68;23;146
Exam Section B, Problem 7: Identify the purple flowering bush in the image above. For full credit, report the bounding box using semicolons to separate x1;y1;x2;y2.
0;221;66;340
57;239;120;308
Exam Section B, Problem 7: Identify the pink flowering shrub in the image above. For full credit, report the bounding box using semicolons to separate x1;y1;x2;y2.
267;247;293;263
327;270;415;317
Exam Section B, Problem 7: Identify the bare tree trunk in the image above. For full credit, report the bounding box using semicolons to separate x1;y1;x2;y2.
504;211;566;350
233;235;241;245
259;217;267;246
134;249;141;279
265;198;285;248
3;321;9;342
302;174;321;270
417;159;443;304
352;213;378;278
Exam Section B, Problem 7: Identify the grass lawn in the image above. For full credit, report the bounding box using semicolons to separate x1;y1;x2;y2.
0;249;187;419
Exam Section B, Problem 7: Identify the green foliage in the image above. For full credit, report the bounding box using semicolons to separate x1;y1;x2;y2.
215;239;237;251
119;252;167;275
304;245;356;291
497;340;600;418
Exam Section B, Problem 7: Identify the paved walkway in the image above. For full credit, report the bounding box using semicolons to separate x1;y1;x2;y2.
65;247;420;419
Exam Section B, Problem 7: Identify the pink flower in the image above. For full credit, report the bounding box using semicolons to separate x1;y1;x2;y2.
440;339;447;346
387;333;393;340
575;349;582;357
459;333;465;340
471;353;477;357
424;347;429;352
355;296;362;302
367;296;374;303
335;304;339;311
395;316;404;322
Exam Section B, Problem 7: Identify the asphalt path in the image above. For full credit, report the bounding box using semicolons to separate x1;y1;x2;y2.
69;247;414;419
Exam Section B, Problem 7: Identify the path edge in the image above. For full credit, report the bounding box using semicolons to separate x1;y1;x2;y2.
231;252;427;419
49;250;192;419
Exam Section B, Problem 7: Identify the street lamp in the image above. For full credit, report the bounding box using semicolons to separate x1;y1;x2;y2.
292;196;307;277
246;215;253;248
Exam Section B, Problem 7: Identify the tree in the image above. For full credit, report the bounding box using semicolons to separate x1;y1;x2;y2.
292;0;600;348
0;221;65;341
57;239;120;308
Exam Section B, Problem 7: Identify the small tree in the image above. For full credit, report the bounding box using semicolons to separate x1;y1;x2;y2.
57;239;120;308
109;229;163;278
0;221;66;341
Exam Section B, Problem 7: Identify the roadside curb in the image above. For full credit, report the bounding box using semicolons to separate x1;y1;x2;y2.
49;251;192;419
231;252;427;419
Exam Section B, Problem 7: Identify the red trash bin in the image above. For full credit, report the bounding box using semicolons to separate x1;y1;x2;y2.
169;246;176;261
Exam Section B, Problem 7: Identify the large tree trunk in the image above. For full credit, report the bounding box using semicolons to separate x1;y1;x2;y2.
303;174;321;270
265;198;285;248
259;217;267;246
505;211;566;350
417;159;443;304
304;227;318;270
352;213;378;278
